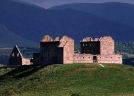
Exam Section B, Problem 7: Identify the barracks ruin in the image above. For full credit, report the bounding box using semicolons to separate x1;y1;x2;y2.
32;35;122;65
8;35;122;66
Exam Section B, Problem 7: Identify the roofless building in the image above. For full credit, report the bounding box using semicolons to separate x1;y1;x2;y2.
33;35;122;64
8;45;31;66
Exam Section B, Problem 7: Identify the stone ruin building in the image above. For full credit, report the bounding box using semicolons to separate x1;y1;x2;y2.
8;45;31;66
33;35;122;64
33;35;74;64
77;36;122;63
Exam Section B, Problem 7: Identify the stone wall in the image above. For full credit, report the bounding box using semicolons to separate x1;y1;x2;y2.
73;54;122;64
32;35;122;65
38;35;74;64
80;37;100;55
22;58;31;65
9;57;22;65
40;41;60;64
9;45;31;66
97;54;122;64
39;35;61;64
73;54;93;63
8;46;22;65
33;53;40;64
59;36;74;64
100;36;114;55
80;41;100;54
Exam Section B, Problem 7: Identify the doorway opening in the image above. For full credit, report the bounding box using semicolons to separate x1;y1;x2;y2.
93;56;97;63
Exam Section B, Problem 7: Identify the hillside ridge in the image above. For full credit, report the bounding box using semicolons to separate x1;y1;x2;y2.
0;24;38;47
49;2;134;28
0;1;134;43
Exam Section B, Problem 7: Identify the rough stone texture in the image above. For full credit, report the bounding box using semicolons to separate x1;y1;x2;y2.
60;36;74;64
80;41;100;54
80;37;100;55
40;41;61;64
82;37;93;41
33;35;122;64
80;36;114;55
40;35;53;42
9;45;31;66
73;54;93;63
33;35;74;64
100;36;114;55
79;36;122;64
97;54;122;64
54;37;60;41
73;54;122;64
22;58;31;65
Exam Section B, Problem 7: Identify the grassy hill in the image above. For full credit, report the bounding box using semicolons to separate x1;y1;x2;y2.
0;64;134;96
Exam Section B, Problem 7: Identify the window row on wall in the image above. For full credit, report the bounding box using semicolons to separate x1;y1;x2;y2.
99;56;120;59
81;43;99;47
75;56;91;59
81;48;99;53
74;56;121;59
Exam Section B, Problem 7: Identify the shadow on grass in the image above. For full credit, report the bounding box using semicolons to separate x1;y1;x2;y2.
0;64;49;81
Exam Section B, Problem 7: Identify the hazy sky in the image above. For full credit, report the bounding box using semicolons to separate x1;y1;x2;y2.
18;0;134;8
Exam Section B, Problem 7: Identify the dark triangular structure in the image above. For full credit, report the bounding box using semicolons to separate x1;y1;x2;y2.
8;45;30;66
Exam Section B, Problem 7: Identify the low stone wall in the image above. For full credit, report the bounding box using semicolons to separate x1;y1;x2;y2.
73;54;93;63
73;53;122;64
97;54;122;64
22;58;31;65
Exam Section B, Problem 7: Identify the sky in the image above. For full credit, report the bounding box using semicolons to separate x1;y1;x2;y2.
18;0;134;8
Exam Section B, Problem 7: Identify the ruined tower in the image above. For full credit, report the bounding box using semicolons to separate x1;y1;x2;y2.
100;36;114;55
33;35;74;64
79;36;122;64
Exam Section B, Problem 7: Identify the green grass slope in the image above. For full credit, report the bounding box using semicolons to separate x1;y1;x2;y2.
0;64;134;96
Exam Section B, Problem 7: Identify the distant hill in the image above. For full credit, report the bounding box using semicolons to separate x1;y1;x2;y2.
0;0;134;43
0;64;134;95
50;2;134;28
0;24;38;47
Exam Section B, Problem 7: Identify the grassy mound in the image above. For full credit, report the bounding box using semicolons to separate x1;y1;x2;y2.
0;64;134;96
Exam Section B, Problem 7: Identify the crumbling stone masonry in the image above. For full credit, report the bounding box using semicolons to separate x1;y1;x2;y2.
33;35;122;64
9;45;31;66
76;36;122;64
33;35;74;64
